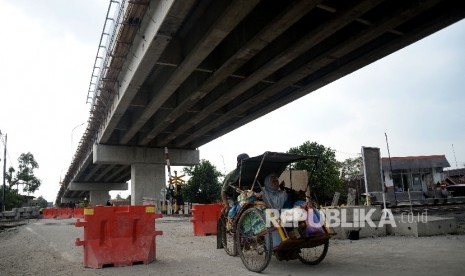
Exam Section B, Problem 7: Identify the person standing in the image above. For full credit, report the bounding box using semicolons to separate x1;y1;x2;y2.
221;153;249;207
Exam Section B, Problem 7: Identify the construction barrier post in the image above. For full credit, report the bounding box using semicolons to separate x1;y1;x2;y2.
190;203;223;236
42;208;57;219
73;208;84;219
75;205;163;268
57;208;73;219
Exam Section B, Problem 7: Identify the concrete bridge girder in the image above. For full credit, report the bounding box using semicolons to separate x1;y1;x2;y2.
68;182;128;206
93;144;199;165
60;197;82;204
61;193;109;207
69;182;128;191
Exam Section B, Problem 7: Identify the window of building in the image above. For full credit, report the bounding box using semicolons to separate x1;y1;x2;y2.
392;168;433;192
392;170;409;191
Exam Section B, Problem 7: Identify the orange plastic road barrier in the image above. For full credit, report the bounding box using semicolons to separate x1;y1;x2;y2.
75;205;163;268
42;208;57;219
57;208;73;219
73;208;84;219
190;203;223;236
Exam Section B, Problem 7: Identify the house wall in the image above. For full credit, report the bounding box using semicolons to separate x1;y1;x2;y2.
383;167;444;192
432;167;443;184
383;171;394;187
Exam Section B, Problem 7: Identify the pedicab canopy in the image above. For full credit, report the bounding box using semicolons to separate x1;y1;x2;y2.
236;151;317;190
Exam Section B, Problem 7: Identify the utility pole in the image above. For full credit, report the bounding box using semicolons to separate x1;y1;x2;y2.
2;132;6;212
385;132;397;204
452;144;458;169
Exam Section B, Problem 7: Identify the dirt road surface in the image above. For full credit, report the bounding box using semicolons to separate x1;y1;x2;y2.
0;216;464;276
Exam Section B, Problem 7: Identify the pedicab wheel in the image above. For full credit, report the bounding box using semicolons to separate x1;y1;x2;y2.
298;239;329;265
219;207;237;256
236;207;272;273
222;229;237;256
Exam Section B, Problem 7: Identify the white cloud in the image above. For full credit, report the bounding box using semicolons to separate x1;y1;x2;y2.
0;0;106;201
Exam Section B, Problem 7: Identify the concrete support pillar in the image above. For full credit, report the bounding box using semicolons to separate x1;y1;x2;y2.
131;164;165;205
89;190;110;206
93;144;199;206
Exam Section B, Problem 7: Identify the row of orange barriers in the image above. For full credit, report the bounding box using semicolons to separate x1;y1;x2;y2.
75;205;163;268
42;207;85;219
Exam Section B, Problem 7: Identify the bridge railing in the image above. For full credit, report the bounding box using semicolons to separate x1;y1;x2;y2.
86;0;125;105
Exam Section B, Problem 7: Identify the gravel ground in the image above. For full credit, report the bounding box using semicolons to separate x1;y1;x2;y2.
1;210;465;276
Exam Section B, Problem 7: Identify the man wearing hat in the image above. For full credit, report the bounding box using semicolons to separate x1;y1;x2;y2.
221;153;249;207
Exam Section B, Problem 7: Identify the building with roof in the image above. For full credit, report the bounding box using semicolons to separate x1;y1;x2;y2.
443;168;465;197
444;168;465;185
381;155;450;193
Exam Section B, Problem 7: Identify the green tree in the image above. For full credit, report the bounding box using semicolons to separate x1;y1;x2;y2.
15;152;41;193
1;188;23;210
3;166;22;210
339;156;363;180
288;141;343;205
5;166;17;189
181;160;222;204
339;156;364;205
35;196;49;208
1;152;41;210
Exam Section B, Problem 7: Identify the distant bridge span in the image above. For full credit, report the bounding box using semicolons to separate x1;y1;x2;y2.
57;0;465;205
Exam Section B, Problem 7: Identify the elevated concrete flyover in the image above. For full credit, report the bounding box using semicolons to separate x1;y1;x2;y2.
57;0;465;205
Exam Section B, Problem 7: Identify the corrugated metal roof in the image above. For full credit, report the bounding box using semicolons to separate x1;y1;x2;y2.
444;168;465;177
381;155;450;171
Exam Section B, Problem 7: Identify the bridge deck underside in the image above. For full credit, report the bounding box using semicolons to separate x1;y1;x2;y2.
61;0;465;200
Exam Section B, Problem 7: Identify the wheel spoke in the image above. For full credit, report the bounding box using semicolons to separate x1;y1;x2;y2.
223;229;237;256
236;207;272;272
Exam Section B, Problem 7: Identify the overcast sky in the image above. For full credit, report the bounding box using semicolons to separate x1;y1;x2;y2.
1;1;464;202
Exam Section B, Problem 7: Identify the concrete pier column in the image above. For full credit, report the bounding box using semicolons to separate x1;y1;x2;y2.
131;163;166;205
89;190;110;206
93;144;199;206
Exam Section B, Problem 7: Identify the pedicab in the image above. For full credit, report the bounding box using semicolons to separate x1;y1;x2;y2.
217;152;331;272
